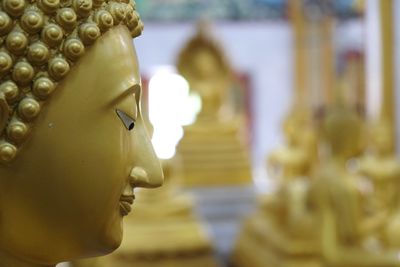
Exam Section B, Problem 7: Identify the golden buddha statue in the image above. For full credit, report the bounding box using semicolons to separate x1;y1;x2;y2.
0;1;163;266
232;107;320;267
356;120;400;250
309;105;400;267
268;104;317;179
175;24;251;186
92;159;218;267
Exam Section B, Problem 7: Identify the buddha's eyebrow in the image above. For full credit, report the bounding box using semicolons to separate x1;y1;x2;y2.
109;82;140;106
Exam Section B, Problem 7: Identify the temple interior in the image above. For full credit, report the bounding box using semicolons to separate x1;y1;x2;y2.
42;0;400;266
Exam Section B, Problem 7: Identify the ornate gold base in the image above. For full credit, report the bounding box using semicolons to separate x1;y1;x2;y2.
232;214;321;267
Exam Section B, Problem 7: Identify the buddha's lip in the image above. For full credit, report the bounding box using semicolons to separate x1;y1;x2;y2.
120;194;135;204
119;194;135;216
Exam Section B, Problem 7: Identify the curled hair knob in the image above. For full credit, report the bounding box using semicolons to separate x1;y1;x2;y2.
7;119;28;143
12;61;34;85
72;0;92;18
33;77;55;99
18;97;40;121
27;42;50;65
63;38;85;61
48;57;69;80
79;23;100;45
0;51;13;76
0;81;19;102
0;12;13;36
107;3;125;25
0;142;17;163
94;10;113;32
37;0;60;14
56;8;77;31
6;31;28;55
125;10;139;32
41;23;63;47
21;10;44;34
131;20;143;38
3;0;26;18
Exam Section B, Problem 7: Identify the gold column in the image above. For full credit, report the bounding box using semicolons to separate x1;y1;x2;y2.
289;0;307;105
321;14;335;105
379;0;395;141
304;1;335;109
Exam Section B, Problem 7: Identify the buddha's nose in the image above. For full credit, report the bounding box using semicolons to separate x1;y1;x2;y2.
129;113;164;188
130;165;163;188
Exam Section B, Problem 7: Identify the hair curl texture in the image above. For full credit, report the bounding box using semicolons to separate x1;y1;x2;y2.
0;0;143;163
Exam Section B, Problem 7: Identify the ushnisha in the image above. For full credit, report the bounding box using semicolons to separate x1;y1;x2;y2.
0;0;143;163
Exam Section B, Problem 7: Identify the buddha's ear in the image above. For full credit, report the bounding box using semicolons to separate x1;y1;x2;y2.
0;93;9;133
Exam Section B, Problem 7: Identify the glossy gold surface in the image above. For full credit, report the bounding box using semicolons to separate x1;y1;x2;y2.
0;23;163;267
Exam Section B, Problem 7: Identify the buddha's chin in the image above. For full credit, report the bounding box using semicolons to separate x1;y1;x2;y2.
95;215;124;255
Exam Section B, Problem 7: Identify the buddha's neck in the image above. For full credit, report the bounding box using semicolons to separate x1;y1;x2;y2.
0;249;54;267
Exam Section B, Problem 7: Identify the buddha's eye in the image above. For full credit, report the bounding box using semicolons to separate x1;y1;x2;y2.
116;109;135;131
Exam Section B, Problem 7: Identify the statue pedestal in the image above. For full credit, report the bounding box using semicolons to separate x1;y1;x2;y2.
190;185;256;261
232;203;321;267
103;218;218;267
177;123;252;187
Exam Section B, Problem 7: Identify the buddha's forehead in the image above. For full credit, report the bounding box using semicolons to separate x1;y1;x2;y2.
77;26;141;100
93;26;140;84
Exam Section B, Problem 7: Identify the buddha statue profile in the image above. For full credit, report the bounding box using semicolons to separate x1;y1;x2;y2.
309;106;400;267
0;0;163;266
175;24;251;186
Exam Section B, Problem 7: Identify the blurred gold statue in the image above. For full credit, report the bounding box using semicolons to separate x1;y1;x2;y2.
232;106;319;267
92;159;218;267
175;23;251;186
357;120;400;250
310;105;400;267
0;1;164;266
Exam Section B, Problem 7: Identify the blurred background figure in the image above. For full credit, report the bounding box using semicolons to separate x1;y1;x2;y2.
68;0;400;267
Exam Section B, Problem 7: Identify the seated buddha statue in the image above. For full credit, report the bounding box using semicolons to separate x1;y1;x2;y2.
232;105;319;267
0;1;163;266
264;103;317;227
268;104;318;175
175;24;251;186
356;120;400;250
309;106;400;267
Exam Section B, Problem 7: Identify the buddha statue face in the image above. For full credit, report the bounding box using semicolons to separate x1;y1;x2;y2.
322;106;364;160
0;1;163;265
177;29;230;100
